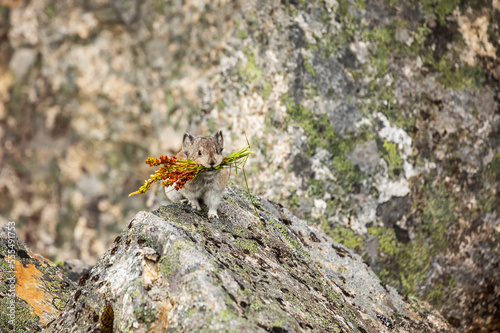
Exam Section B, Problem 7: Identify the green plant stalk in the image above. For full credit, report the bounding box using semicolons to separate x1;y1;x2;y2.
242;134;264;227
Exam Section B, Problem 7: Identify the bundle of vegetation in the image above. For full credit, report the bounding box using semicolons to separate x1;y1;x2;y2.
129;145;253;196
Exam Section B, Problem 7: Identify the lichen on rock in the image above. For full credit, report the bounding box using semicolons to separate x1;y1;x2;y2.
0;225;76;331
46;184;454;332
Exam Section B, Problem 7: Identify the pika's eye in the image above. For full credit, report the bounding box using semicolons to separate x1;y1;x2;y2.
198;150;202;156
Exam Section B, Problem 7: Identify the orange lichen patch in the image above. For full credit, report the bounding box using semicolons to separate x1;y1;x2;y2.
152;300;174;331
14;260;60;324
404;307;422;322
25;248;54;268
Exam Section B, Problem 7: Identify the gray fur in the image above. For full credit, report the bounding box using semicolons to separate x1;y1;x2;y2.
165;131;229;218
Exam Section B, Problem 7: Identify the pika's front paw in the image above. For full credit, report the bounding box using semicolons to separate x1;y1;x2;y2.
189;200;201;210
208;210;218;219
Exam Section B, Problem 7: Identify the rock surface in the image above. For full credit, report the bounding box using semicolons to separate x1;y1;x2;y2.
0;1;499;332
0;224;76;331
48;184;454;332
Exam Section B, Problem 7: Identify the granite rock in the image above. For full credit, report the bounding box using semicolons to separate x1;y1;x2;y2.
47;184;454;332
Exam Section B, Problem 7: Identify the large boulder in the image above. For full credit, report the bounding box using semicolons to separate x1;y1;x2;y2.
48;185;454;332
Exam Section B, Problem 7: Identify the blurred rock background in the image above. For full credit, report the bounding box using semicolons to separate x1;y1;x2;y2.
0;0;498;332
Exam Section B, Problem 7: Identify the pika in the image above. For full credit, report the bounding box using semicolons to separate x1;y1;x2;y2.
165;131;229;218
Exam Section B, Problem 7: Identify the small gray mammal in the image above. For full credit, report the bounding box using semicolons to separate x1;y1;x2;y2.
165;131;229;218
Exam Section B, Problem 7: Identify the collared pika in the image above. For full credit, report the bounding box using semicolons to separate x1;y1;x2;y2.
165;131;229;218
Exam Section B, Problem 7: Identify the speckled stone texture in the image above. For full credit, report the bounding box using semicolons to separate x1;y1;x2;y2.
47;185;454;332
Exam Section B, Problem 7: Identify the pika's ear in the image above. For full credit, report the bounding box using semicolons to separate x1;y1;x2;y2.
182;133;195;151
213;130;224;148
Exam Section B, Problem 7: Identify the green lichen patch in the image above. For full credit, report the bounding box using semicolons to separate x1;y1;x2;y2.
134;303;158;326
368;181;458;296
152;205;198;232
281;94;365;190
322;221;364;252
432;56;486;90
267;217;309;260
381;140;403;179
426;274;456;307
158;242;182;279
262;81;272;101
237;29;248;39
395;23;432;57
239;54;263;84
152;0;166;13
420;186;457;252
364;26;395;77
303;55;317;77
234;238;259;256
421;0;460;25
0;297;40;332
216;308;236;322
52;297;66;310
368;227;431;295
44;4;56;19
54;261;65;268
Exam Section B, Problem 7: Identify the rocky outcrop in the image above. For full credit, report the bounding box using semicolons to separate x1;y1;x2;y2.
47;185;453;332
1;1;499;332
56;259;92;283
0;225;76;331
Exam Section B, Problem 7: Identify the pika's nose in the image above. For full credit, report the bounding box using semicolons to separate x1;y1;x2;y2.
210;161;215;167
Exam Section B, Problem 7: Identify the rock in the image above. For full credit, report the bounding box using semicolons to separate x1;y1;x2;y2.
8;48;37;79
111;0;139;26
0;224;76;331
48;184;454;332
57;259;93;283
1;1;499;331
